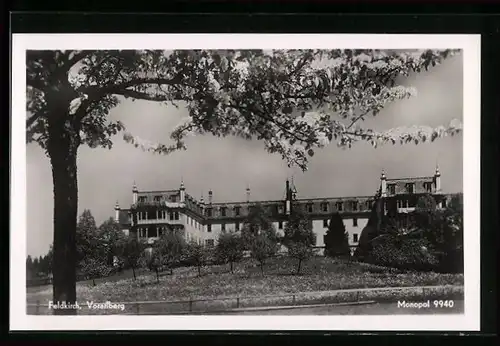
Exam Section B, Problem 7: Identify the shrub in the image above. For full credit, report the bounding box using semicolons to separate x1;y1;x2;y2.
216;231;244;273
366;234;439;271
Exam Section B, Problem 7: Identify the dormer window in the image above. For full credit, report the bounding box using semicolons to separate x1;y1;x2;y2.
234;206;241;216
220;207;227;217
154;195;162;202
306;204;313;213
138;196;147;203
424;182;433;193
321;202;329;212
278;204;284;214
206;208;212;217
336;202;343;211
387;184;396;195
405;183;415;194
352;201;358;211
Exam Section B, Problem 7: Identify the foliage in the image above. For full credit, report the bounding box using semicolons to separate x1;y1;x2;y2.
120;237;145;280
79;257;112;286
249;234;279;276
324;212;351;258
183;242;211;276
98;218;127;266
76;209;105;263
366;234;439;271
282;208;315;274
354;189;385;259
150;231;186;280
216;231;245;273
241;204;278;247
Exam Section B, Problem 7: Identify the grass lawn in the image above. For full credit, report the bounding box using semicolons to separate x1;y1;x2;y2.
27;256;463;309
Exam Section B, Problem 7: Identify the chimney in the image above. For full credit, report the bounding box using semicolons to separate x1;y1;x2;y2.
435;165;441;193
180;180;185;203
285;179;291;215
208;190;213;204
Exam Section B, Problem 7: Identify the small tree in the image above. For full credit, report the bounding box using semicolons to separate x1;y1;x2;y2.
216;231;244;273
120;237;144;280
151;231;186;281
184;242;210;277
324;212;350;259
283;208;316;274
250;234;279;276
98;218;127;266
80;257;110;286
241;204;278;248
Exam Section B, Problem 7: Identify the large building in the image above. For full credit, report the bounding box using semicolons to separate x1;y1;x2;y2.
113;167;459;254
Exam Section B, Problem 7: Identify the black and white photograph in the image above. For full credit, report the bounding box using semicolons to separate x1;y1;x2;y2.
11;34;480;331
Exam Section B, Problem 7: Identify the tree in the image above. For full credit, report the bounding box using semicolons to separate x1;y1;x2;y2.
150;231;186;281
26;49;462;312
250;234;279;276
324;212;351;259
26;255;34;279
76;210;103;264
355;188;385;259
216;231;244;273
120;237;144;280
184;242;210;277
241;204;278;247
80;257;110;286
98;218;127;266
283;208;316;274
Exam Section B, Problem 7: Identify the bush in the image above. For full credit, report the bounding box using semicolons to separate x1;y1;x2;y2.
366;235;439;271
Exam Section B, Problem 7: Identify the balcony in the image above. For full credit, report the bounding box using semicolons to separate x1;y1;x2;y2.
136;218;183;225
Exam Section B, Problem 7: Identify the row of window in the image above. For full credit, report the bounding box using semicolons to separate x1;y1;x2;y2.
322;218;358;227
387;182;433;195
138;195;180;204
205;200;373;218
136;211;180;221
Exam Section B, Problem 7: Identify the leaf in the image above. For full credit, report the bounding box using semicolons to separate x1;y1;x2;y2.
307;149;314;157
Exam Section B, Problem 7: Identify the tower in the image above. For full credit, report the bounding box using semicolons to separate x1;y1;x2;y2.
132;181;138;204
208;189;213;205
380;170;387;198
180;179;186;203
114;201;120;223
246;185;251;203
435;165;441;194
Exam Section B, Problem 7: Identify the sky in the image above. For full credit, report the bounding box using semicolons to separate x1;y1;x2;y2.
26;53;464;258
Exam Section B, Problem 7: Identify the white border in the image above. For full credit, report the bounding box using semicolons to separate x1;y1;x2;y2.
11;34;481;331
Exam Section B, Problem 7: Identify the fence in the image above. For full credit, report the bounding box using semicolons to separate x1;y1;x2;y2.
27;285;464;315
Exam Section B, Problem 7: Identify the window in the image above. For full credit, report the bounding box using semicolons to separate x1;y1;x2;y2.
174;211;179;220
207;224;212;233
138;196;147;203
235;222;240;231
147;227;156;238
397;199;402;208
366;200;373;209
154;195;162;202
323;219;328;228
321;202;329;212
221;223;226;232
387;184;396;195
205;239;215;247
278;205;284;214
353;233;359;243
442;199;447;208
307;204;313;213
336;202;343;211
220;207;227;217
353;218;358;227
206;208;212;217
405;183;414;194
278;221;283;230
169;195;177;202
352;201;358;211
424;182;433;193
234;206;241;216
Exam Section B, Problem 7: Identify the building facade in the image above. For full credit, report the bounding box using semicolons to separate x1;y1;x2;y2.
114;167;459;254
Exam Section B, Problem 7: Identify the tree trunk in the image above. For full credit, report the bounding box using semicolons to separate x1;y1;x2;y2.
92;278;96;287
260;262;264;276
132;266;136;280
230;261;234;273
155;269;159;283
296;259;302;275
48;116;80;315
197;265;201;277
